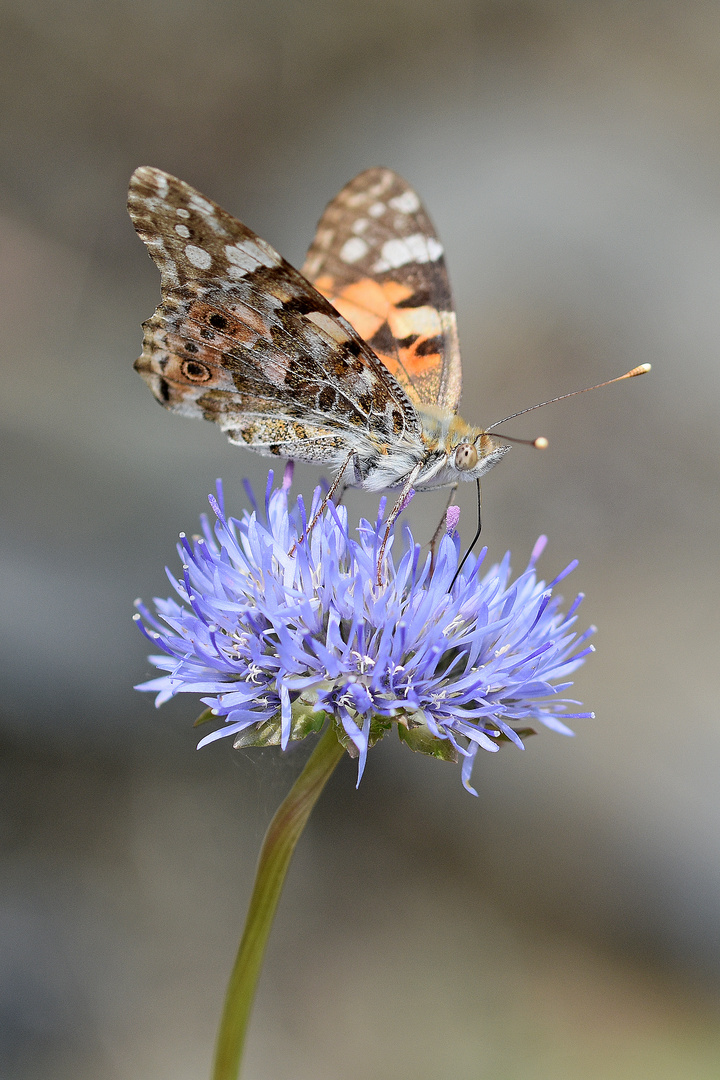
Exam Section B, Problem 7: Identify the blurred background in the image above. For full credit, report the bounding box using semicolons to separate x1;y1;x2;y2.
2;1;719;1076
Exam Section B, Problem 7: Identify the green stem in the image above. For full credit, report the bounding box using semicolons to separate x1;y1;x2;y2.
211;723;345;1080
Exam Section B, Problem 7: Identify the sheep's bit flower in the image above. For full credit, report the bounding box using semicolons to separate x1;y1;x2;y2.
135;473;594;794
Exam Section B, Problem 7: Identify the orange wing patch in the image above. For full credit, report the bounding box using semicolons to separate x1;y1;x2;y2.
314;274;446;407
303;168;463;413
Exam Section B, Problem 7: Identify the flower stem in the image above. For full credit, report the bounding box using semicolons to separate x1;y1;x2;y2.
211;723;345;1080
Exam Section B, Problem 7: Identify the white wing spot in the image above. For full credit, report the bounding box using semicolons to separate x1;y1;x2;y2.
368;173;394;197
189;194;215;216
176;208;190;218
314;228;334;249
374;234;443;272
225;244;255;271
305;310;351;344
175;224;191;238
368;202;385;218
225;239;280;273
351;218;369;234
389;190;420;214
388;305;442;339
253;237;282;266
339;236;369;263
184;244;213;269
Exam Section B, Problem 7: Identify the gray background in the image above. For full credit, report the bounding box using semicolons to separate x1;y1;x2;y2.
2;1;719;1077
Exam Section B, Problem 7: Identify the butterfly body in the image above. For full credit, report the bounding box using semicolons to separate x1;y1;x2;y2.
129;166;509;502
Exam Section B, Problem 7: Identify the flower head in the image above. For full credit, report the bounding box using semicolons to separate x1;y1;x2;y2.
135;472;594;794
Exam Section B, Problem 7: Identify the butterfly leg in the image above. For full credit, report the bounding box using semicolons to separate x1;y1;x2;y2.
375;463;425;586
289;451;354;556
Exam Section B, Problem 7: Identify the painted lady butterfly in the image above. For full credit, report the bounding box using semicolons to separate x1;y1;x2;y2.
128;167;648;577
128;168;509;571
127;168;511;574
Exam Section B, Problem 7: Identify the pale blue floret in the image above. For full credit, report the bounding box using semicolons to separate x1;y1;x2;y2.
135;473;594;794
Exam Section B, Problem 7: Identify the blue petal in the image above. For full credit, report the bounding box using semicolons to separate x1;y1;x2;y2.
135;471;594;793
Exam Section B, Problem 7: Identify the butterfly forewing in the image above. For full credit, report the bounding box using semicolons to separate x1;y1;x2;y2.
128;167;420;463
302;168;462;413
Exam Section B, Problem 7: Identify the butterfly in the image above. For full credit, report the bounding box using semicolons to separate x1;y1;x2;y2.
128;166;510;578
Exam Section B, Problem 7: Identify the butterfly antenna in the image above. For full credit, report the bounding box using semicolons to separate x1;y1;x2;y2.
494;433;549;449
486;364;651;432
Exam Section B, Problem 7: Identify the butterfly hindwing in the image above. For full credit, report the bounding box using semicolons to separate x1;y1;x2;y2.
128;167;420;462
302;168;462;414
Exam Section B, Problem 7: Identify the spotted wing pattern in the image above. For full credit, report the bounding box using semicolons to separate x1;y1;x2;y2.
128;167;421;465
302;168;462;414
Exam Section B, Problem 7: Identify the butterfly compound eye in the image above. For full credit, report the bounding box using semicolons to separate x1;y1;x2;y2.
181;359;212;383
454;443;478;470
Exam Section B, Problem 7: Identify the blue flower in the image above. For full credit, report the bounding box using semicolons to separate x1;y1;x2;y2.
135;472;594;794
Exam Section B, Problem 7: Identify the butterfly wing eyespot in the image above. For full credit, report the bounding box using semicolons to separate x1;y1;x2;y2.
181;359;213;383
454;443;478;470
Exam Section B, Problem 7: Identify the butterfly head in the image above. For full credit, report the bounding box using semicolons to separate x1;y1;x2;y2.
451;429;510;481
453;437;511;475
412;410;509;489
